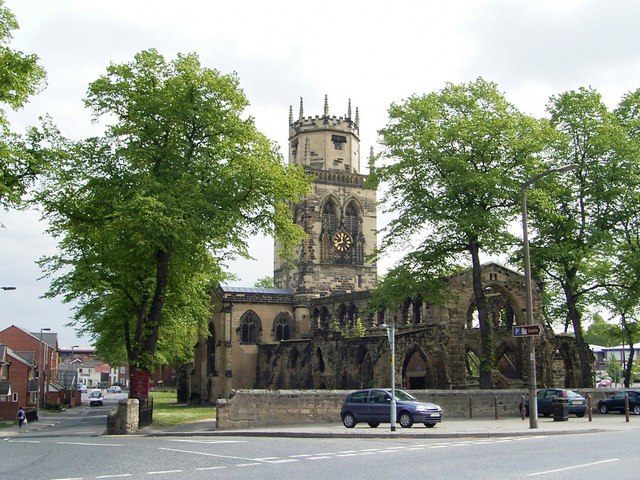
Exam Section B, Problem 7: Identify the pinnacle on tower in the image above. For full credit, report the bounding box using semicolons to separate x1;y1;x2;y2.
348;99;352;119
299;97;304;121
289;105;293;125
324;94;329;116
355;107;360;127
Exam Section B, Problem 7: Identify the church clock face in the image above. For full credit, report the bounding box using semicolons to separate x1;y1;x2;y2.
332;231;353;252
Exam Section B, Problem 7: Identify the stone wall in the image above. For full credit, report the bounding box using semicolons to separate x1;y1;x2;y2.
215;388;616;430
106;398;139;434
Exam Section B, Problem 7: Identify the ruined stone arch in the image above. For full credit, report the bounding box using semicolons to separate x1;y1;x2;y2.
402;346;437;389
347;302;358;323
412;296;423;324
557;340;577;388
312;306;330;330
465;348;481;381
494;342;519;379
355;344;374;389
337;304;347;326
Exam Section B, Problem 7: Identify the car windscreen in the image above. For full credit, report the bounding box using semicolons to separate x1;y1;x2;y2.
393;390;418;402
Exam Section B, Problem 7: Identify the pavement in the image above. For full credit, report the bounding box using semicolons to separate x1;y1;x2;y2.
141;414;640;439
4;407;640;440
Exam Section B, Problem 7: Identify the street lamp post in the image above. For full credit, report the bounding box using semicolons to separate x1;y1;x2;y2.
39;327;51;408
381;322;397;432
521;163;577;429
69;345;78;407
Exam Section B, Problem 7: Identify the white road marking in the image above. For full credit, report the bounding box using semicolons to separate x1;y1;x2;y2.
306;456;332;460
266;459;299;464
57;442;122;447
165;439;246;444
158;447;265;462
236;463;261;467
528;458;619;476
96;475;132;478
7;440;41;443
147;470;183;475
195;466;226;471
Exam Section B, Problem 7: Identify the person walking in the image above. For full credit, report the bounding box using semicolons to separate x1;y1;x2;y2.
17;406;26;428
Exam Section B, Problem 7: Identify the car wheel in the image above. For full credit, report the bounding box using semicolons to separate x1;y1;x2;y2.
633;405;640;415
342;412;356;428
399;411;413;428
575;412;585;418
599;404;609;414
424;422;436;428
367;422;380;428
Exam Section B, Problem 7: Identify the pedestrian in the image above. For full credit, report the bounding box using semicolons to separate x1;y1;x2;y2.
17;406;26;428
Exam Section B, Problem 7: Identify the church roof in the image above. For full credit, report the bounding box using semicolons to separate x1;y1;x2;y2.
220;286;293;295
217;286;294;304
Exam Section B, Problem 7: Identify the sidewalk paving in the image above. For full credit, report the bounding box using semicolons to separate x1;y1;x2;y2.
4;407;640;440
142;414;640;439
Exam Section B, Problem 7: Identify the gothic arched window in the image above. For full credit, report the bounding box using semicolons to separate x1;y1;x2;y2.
274;312;293;341
322;201;338;233
206;322;216;375
344;201;359;236
239;311;261;344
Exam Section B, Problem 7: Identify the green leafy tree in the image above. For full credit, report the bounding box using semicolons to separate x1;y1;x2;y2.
36;50;310;394
527;87;632;387
254;276;274;288
605;355;622;386
583;313;621;347
0;0;46;210
370;78;551;388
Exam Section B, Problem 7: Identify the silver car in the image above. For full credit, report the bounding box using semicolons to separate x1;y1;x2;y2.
340;388;443;428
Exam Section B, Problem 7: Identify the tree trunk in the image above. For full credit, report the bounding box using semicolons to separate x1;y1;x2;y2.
622;314;634;388
470;242;492;389
563;279;593;387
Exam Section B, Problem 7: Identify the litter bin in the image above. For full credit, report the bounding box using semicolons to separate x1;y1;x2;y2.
552;397;569;421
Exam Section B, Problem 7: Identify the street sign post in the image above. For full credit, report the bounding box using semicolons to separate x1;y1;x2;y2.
512;325;542;337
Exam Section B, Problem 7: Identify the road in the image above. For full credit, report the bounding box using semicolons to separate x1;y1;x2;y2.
2;398;639;480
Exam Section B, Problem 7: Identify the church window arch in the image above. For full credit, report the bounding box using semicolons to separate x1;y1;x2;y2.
206;322;216;375
344;201;359;236
322;200;338;234
337;304;347;326
274;312;293;341
239;311;261;344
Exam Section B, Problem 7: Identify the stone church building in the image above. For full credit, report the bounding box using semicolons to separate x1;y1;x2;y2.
188;97;583;403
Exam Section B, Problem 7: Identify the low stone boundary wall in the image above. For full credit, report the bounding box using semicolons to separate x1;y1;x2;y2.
107;398;139;434
215;388;616;430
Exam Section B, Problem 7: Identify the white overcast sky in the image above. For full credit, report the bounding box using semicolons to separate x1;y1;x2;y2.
1;0;640;348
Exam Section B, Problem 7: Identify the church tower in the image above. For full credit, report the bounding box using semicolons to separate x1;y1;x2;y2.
274;96;377;298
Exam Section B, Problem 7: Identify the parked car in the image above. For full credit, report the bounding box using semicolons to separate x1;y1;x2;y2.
89;389;103;407
340;388;442;429
77;384;87;393
598;390;640;415
519;388;587;417
107;385;122;393
597;378;613;388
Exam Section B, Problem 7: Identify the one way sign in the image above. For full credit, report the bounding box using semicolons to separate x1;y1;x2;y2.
512;325;542;337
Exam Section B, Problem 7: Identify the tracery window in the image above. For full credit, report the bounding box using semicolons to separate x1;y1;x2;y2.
239;311;261;344
274;313;293;341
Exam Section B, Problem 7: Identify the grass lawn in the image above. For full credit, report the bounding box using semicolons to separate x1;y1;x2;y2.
150;390;216;428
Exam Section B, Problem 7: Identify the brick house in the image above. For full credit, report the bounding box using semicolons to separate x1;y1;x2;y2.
0;344;38;420
0;325;60;408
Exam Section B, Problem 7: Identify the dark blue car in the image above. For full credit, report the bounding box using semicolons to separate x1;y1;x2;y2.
520;388;587;417
340;388;442;428
598;390;640;415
